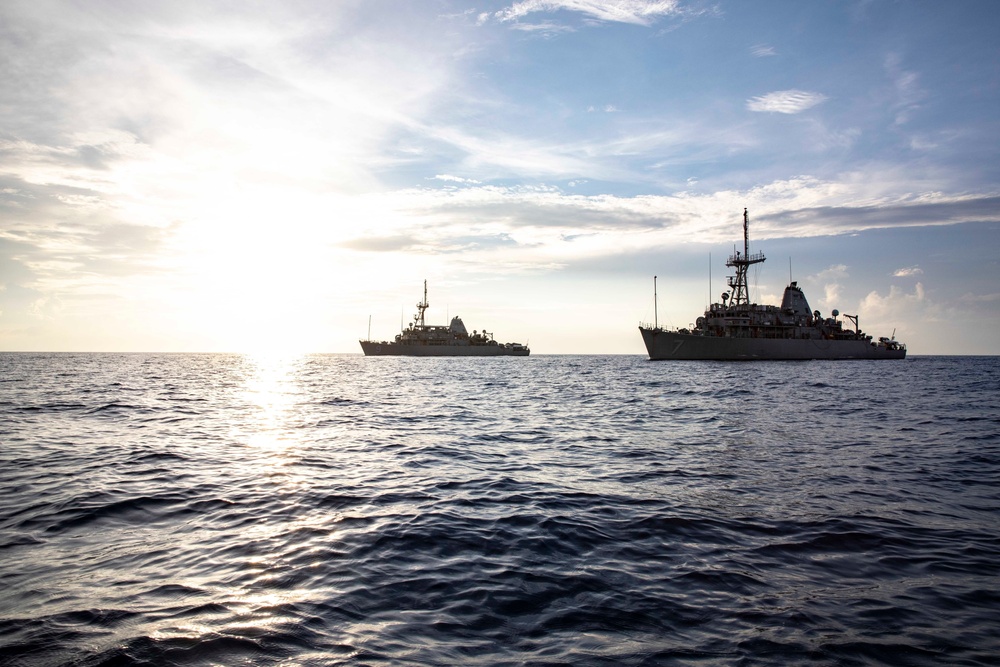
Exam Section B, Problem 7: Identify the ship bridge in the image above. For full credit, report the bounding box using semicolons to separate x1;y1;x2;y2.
780;282;813;317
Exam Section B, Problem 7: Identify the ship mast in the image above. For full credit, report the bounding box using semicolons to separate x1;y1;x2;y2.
415;279;429;328
726;208;766;307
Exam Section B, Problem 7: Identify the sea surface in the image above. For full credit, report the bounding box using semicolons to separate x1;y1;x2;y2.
1;353;998;666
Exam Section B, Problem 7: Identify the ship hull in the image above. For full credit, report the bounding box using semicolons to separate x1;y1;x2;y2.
640;327;906;360
360;341;529;357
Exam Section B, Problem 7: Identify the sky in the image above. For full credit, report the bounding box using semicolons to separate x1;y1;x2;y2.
1;0;999;355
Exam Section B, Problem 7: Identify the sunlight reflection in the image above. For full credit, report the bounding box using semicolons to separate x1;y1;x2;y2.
237;352;308;457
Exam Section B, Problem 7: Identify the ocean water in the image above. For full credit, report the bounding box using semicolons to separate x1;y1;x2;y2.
1;353;998;666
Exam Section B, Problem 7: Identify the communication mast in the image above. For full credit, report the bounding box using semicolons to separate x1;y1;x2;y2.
414;279;429;328
726;208;766;307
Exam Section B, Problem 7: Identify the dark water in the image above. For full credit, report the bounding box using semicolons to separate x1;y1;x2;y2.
1;353;998;666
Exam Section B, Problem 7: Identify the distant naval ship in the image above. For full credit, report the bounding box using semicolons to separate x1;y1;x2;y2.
639;209;906;360
360;281;530;356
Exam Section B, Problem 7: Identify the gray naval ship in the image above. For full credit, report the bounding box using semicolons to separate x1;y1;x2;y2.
639;209;906;361
360;281;530;356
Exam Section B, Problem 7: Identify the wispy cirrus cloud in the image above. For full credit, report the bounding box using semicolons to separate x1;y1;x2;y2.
481;0;683;27
884;52;925;126
504;20;575;34
747;90;828;114
750;44;776;57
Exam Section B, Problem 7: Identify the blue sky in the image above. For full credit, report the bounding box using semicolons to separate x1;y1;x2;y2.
1;0;998;354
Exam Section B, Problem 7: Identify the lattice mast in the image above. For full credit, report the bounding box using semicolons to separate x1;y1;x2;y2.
414;280;429;328
726;208;766;307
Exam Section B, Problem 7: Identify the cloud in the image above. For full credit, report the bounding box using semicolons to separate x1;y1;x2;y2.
506;21;576;35
814;264;850;282
884;52;925;127
0;1;464;194
486;0;684;27
860;282;926;319
430;174;482;185
959;292;1000;304
339;235;423;252
324;183;1000;278
765;197;1000;236
0;175;169;286
341;226;521;256
893;266;923;277
811;264;848;311
403;122;600;179
747;90;828;114
823;283;842;309
750;44;776;57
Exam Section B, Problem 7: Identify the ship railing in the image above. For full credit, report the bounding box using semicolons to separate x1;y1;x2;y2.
727;251;766;265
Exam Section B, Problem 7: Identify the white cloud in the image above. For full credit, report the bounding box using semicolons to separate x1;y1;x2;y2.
884;52;925;127
751;44;776;57
806;264;850;296
815;264;850;281
860;282;926;317
431;174;482;184
747;90;828;114
893;266;923;277
812;265;848;312
410;123;597;178
507;21;576;35
853;282;927;344
488;0;683;26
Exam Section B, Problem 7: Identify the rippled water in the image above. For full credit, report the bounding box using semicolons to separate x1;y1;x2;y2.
1;353;998;666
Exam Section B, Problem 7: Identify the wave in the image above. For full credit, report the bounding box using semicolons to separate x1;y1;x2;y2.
0;353;997;665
